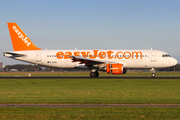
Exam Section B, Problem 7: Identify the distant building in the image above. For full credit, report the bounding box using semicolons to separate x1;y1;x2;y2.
9;69;18;72
0;62;2;69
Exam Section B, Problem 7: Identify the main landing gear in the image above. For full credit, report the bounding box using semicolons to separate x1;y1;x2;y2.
150;68;156;77
90;69;99;77
90;72;99;77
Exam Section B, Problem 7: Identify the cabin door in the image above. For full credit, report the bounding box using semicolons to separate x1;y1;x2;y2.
36;52;42;63
151;51;156;62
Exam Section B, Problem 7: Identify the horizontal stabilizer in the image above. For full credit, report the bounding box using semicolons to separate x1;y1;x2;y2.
3;52;26;58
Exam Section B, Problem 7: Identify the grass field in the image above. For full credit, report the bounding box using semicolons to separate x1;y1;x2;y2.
0;71;180;77
1;72;180;119
1;78;180;104
1;107;180;119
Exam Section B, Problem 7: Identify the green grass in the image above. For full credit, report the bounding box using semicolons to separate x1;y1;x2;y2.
0;107;180;119
1;78;180;119
1;79;180;104
0;71;180;77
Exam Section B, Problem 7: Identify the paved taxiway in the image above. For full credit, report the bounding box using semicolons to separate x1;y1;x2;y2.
0;77;180;79
1;104;180;107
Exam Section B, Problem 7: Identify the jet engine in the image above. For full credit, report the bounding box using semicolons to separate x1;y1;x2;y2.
106;64;126;74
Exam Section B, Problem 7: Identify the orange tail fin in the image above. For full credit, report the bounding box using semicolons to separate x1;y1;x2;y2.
7;23;41;51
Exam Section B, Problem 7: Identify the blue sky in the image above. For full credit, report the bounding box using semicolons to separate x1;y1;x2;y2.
0;0;180;65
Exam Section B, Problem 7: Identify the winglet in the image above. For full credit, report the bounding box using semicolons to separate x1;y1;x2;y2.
7;23;41;51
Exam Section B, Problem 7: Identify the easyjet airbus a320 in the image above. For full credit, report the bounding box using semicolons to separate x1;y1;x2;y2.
4;23;178;77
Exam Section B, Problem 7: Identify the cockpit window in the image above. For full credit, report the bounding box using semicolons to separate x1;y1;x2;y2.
162;54;171;57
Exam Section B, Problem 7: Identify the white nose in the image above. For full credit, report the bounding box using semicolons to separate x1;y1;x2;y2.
171;58;178;66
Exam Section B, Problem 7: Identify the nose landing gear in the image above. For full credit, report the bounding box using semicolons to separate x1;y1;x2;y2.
151;73;156;77
150;68;156;77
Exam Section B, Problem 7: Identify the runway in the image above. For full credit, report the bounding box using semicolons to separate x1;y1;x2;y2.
0;76;180;79
1;104;180;107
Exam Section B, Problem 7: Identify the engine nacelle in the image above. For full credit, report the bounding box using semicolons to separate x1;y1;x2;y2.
106;64;126;74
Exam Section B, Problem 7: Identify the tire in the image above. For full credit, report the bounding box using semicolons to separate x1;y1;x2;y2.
96;72;99;77
151;73;156;77
90;72;99;77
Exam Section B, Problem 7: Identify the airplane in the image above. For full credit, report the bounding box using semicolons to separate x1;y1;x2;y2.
4;23;178;77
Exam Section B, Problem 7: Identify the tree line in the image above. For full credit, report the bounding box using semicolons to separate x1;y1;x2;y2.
3;64;90;72
2;64;180;72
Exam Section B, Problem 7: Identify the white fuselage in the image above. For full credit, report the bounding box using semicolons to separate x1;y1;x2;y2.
5;49;177;69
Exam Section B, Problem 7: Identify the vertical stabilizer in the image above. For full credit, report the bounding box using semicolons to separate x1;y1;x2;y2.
7;23;41;51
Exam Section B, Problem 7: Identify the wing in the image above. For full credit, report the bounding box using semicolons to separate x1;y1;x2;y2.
71;56;128;68
71;56;106;67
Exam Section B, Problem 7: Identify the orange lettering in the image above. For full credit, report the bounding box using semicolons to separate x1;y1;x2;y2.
81;52;90;58
74;52;80;57
64;52;72;59
116;52;123;59
123;52;131;59
132;52;142;59
56;51;143;60
89;50;98;59
106;51;113;59
98;52;106;59
56;52;64;59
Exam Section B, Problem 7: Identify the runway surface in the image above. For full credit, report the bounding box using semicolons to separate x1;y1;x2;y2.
1;104;180;107
0;76;180;79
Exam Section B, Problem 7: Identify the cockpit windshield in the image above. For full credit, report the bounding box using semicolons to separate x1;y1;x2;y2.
162;54;171;57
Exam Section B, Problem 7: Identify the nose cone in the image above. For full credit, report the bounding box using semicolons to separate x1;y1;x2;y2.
171;58;178;66
162;57;178;68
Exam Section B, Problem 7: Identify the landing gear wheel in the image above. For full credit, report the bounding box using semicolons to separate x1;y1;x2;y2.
96;72;99;77
90;72;99;77
151;73;156;77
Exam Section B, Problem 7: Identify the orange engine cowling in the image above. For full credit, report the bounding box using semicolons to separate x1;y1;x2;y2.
106;64;126;74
